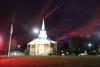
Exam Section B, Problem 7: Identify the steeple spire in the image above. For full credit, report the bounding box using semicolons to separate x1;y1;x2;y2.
39;19;47;39
42;19;45;30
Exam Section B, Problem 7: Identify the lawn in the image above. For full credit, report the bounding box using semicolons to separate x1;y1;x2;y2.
0;56;100;67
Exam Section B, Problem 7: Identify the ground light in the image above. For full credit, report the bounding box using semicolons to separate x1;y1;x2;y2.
17;45;20;48
0;35;3;46
88;43;92;47
62;53;65;56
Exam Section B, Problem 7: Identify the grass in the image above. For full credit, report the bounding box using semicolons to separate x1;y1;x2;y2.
0;55;100;67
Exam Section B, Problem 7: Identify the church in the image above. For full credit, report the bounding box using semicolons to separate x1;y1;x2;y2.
27;19;57;56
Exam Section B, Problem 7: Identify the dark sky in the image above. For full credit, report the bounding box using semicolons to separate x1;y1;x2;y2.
0;0;98;46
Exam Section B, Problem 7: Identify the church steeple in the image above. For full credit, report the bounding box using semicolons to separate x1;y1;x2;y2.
39;19;47;39
42;19;45;30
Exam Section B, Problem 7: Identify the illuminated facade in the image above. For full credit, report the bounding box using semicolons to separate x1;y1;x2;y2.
28;19;57;56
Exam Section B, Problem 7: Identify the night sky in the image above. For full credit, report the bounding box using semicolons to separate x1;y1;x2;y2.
0;0;99;48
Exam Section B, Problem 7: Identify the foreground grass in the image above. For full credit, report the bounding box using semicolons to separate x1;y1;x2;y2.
0;55;100;67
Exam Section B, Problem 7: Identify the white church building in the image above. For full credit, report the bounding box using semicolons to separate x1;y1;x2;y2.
27;19;57;56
